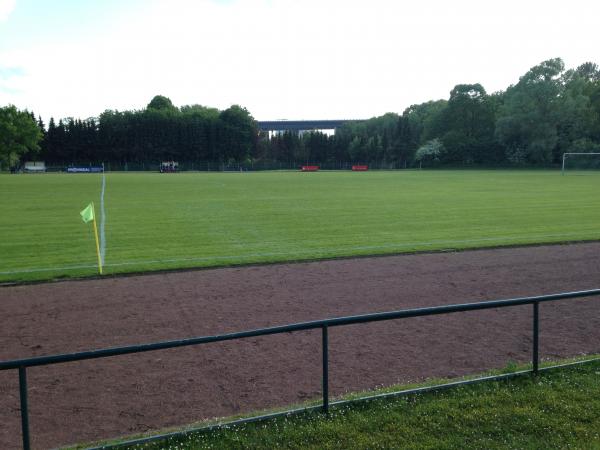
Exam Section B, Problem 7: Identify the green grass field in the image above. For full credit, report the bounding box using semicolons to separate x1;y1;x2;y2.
2;170;600;283
86;359;600;449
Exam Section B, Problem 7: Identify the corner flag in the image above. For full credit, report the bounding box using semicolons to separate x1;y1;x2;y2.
80;202;103;275
80;203;94;223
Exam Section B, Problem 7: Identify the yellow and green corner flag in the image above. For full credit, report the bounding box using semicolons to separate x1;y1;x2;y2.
80;203;94;223
80;202;103;275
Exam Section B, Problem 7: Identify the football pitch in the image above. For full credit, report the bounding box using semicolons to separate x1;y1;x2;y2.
1;170;600;283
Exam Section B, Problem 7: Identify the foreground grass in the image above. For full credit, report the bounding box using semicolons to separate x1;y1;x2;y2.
2;170;600;283
117;360;600;450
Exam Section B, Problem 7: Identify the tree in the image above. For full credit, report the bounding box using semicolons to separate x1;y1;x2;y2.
415;138;444;165
218;105;257;162
495;58;565;164
403;100;448;146
573;62;600;83
434;84;496;164
394;115;417;165
147;95;176;111
555;62;600;157
0;105;43;169
348;136;366;162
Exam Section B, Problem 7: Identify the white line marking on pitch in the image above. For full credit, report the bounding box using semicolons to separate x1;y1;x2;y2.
1;231;597;276
100;173;106;265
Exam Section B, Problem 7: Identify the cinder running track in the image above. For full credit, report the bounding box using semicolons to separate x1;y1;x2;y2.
1;243;600;449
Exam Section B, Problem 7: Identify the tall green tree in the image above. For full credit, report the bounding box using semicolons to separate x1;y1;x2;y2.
403;100;448;146
0;105;43;169
495;58;565;164
436;84;497;163
218;105;257;163
147;95;177;111
556;62;600;155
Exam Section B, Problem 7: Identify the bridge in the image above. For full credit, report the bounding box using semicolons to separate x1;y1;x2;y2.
257;119;363;132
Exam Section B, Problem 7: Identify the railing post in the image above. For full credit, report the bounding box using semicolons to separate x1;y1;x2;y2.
533;302;539;375
19;366;31;450
322;325;329;414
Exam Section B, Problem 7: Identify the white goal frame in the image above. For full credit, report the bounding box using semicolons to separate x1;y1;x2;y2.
561;152;600;174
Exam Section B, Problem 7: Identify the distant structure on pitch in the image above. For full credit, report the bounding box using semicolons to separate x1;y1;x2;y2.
23;161;46;173
561;152;600;174
160;161;179;173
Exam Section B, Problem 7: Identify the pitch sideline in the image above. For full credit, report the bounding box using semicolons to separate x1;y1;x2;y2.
100;173;106;265
1;231;598;276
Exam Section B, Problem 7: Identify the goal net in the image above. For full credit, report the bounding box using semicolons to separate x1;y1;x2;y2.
561;153;600;173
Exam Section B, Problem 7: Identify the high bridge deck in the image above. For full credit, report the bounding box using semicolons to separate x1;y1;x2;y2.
257;119;362;132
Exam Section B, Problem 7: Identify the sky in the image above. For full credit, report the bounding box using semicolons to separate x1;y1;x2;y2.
0;0;599;122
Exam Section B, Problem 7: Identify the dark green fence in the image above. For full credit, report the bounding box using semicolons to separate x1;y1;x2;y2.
2;288;599;449
41;161;415;172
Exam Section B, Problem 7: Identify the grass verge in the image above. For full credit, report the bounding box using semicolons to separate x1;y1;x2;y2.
77;357;600;450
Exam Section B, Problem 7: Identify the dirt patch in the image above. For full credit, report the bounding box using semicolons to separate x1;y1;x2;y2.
1;243;600;449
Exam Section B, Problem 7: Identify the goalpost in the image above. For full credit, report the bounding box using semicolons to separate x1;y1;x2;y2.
561;153;600;174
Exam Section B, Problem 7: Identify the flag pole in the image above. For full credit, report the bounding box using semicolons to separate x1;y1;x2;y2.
91;202;103;275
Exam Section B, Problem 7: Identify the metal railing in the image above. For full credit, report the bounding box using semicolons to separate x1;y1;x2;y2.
2;288;600;450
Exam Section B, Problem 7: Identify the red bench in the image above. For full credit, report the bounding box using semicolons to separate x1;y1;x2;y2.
301;165;320;172
352;165;368;171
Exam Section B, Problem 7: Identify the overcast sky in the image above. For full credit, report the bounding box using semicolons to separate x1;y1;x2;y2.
0;0;598;122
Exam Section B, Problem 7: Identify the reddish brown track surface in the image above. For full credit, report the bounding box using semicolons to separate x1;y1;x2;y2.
2;243;600;449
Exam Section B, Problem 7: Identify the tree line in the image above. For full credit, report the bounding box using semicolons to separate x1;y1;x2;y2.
1;57;600;170
38;96;258;167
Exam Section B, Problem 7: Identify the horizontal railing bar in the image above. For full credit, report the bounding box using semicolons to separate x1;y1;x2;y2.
1;288;599;370
90;357;600;450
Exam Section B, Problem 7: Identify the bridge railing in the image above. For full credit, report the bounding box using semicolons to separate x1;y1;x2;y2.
2;288;600;449
257;119;362;132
